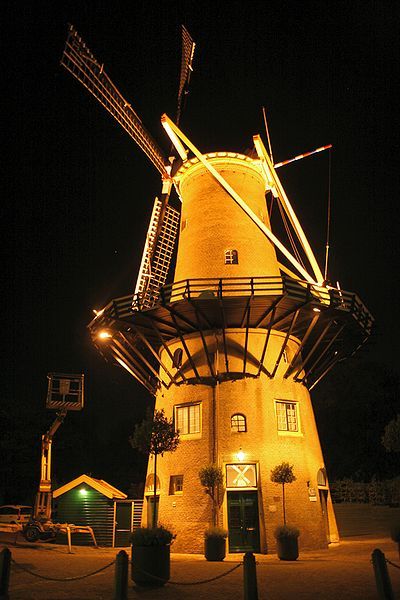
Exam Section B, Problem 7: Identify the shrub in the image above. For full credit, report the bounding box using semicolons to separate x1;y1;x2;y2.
274;525;300;540
270;462;296;525
204;527;228;540
130;526;175;546
199;464;224;527
390;524;400;543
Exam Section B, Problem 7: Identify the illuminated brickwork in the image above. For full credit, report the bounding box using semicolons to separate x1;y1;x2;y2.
143;155;339;553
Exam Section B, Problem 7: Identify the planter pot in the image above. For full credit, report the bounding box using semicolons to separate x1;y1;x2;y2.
131;545;170;586
276;537;299;561
205;536;226;561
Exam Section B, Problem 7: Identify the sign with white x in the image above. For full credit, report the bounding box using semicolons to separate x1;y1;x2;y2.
226;464;257;488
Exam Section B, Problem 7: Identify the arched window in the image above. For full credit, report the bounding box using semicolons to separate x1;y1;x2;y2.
225;249;238;265
172;348;183;369
231;413;247;432
145;473;160;494
317;468;327;487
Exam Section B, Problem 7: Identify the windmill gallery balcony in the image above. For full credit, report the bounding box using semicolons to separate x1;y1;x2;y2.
88;275;373;395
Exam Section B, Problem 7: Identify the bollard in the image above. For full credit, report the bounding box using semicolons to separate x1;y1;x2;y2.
114;550;129;600
243;551;258;600
0;547;11;600
371;549;394;600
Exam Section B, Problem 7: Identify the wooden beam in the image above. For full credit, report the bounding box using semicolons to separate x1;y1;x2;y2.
161;114;318;285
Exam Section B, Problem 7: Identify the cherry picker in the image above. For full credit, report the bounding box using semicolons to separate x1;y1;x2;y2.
23;373;87;543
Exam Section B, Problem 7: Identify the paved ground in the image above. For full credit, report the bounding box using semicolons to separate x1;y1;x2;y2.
1;533;399;599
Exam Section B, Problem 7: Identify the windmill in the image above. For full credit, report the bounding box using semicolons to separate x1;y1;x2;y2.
61;25;373;553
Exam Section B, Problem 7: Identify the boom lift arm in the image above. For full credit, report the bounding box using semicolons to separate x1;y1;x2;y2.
34;409;67;521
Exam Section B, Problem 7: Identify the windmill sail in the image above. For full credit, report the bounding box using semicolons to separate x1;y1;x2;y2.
133;198;180;310
176;25;196;125
61;24;169;178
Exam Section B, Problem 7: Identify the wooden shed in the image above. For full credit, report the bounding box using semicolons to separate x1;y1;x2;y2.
53;474;143;547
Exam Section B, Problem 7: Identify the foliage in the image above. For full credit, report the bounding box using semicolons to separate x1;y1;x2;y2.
130;408;179;527
330;477;400;506
199;465;224;527
129;408;179;457
199;465;224;497
204;527;228;540
382;415;400;453
130;526;175;546
274;525;300;540
271;462;296;525
390;524;400;543
270;463;296;485
312;360;400;480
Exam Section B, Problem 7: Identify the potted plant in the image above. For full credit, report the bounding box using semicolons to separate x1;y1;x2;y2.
130;526;175;586
274;525;300;561
204;527;228;561
199;465;226;561
271;462;299;560
130;408;179;528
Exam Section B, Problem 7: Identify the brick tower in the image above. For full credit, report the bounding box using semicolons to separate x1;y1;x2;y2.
61;25;373;553
89;144;372;553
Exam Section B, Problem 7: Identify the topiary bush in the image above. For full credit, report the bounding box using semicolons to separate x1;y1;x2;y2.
274;525;300;540
204;527;228;540
130;526;175;546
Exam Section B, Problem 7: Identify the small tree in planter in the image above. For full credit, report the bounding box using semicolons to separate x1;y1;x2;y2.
130;408;179;527
130;526;175;587
271;462;299;560
270;462;296;525
199;465;226;560
199;464;224;526
274;525;300;561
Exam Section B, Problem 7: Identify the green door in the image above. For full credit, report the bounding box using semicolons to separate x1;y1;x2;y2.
114;503;132;547
227;491;260;553
146;496;159;527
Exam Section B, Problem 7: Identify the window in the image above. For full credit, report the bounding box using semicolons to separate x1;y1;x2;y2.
276;401;298;432
225;249;238;264
317;468;327;487
175;403;201;435
172;348;183;369
231;413;247;432
169;475;184;495
145;473;160;494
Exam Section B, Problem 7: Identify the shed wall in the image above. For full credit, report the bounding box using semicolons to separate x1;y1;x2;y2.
55;487;114;546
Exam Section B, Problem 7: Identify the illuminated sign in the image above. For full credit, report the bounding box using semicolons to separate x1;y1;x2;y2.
226;464;257;488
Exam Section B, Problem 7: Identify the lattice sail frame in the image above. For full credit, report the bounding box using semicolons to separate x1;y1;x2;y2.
60;24;169;178
176;25;196;125
133;198;180;310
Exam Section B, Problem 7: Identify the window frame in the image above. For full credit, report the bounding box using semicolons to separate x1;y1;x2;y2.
169;475;184;495
224;249;239;265
174;402;202;439
172;347;183;369
275;400;302;436
230;413;247;433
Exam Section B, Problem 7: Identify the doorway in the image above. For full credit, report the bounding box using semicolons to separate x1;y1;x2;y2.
146;496;159;527
227;491;260;552
114;503;132;547
318;489;330;542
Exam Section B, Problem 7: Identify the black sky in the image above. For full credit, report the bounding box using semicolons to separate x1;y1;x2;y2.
3;1;399;497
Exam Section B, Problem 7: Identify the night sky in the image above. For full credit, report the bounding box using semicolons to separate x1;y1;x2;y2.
3;1;399;501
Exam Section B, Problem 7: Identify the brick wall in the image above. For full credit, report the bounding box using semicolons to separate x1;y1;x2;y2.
143;330;338;553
